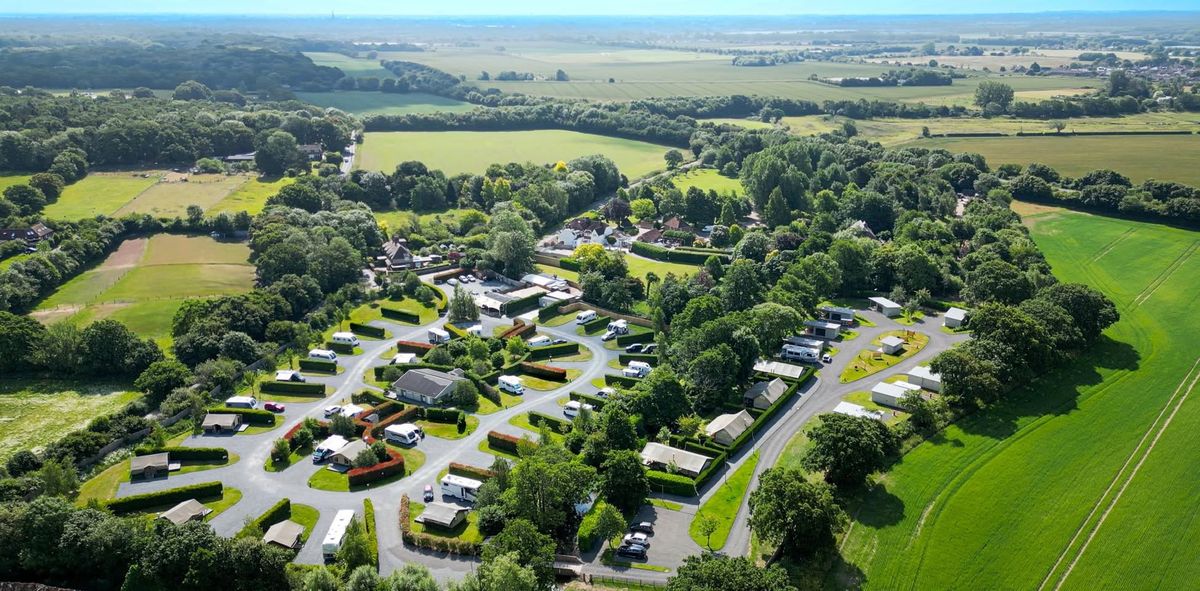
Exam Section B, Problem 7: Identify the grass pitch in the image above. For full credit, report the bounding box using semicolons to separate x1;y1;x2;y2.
672;168;744;196
835;209;1200;590
356;130;674;179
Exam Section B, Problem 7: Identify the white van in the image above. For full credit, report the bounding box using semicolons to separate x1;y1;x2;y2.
466;325;483;337
322;509;356;561
563;400;594;419
780;344;820;363
527;335;551;348
225;395;257;409
626;360;652;377
428;328;451;344
575;310;597;324
440;474;483;502
331;332;359;347
607;319;629;335
308;349;338;361
499;375;525;395
384;423;424;446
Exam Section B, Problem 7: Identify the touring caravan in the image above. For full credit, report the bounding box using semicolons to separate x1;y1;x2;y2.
321;509;356;561
428;328;451;344
308;349;338;361
384;423;424;446
780;344;820;363
440;474;483;502
575;310;597;324
225;395;257;409
499;375;525;395
331;332;360;347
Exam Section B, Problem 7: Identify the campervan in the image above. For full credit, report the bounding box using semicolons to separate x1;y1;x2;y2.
499;375;525;395
384;423;424;446
466;325;483;337
225;395;257;409
575;310;597;324
563;400;594;419
322;510;356;561
440;474;483;502
428;328;451;344
308;349;338;361
331;332;360;347
626;360;652;378
607;319;629;335
527;335;551;347
780;344;820;363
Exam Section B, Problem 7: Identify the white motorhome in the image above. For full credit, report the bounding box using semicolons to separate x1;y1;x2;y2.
331;332;360;347
440;474;483;502
498;375;525;395
428;328;451;344
527;335;551;347
312;435;349;463
225;395;257;409
626;360;652;377
384;423;424;446
466;325;483;337
564;400;594;419
308;349;338;361
322;509;356;561
607;319;629;334
780;344;820;363
575;310;597;324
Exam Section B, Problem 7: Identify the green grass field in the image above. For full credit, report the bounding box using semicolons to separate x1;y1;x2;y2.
690;451;758;550
0;379;138;461
207;175;295;215
32;234;254;346
356;130;673;179
296;91;477;116
42;172;292;220
837;207;1200;590
672;168;743;196
43;173;159;219
304;51;397;78
0;173;32;192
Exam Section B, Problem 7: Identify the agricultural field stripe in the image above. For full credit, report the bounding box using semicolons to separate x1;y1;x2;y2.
1088;228;1136;263
1039;356;1200;591
1128;241;1198;309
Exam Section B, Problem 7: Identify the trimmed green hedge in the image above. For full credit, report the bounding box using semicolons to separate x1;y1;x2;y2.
632;240;728;265
487;430;528;454
394;340;434;355
381;306;421;324
537;302;564;322
106;481;224;513
444;323;472;340
577;500;612;552
605;374;641;388
618;353;658;365
211;407;276;426
528;411;572;433
615;331;655;346
424;408;462;424
260;381;326;396
137;447;228;462
527;341;578;360
299;359;337;373
503;292;544;316
520;361;567;381
569;391;607;410
558;257;581;272
581;315;611;332
647;471;697;496
449;462;495;481
350;322;386;339
328;342;356;354
239;498;291;537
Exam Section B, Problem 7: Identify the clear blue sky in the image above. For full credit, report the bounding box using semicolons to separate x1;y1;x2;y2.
0;0;1196;16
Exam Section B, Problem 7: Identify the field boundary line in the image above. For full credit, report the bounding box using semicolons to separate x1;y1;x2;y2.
1039;356;1200;591
1128;241;1198;310
1089;228;1136;263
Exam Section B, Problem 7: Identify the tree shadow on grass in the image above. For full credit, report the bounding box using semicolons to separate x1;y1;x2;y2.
956;336;1140;441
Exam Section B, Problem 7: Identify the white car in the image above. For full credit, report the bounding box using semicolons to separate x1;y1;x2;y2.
596;387;616;399
323;405;342;418
563;400;594;419
601;330;617;341
447;278;459;286
622;532;651;547
822;353;833;363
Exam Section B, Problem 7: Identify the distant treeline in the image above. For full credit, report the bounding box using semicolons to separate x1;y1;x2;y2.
815;68;956;87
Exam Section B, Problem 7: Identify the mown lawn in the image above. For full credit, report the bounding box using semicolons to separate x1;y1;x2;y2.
408;501;484;543
689;451;758;550
417;417;479;440
672;168;744;196
838;330;929;383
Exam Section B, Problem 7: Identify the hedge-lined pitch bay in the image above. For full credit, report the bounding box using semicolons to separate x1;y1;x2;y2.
836;207;1200;590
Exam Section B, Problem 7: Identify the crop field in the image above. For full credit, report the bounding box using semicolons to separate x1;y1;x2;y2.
836;209;1200;590
304;51;396;78
356;130;673;178
672;168;743;196
32;234;254;346
42;172;292;220
700;118;774;130
296;91;477;116
0;379;138;461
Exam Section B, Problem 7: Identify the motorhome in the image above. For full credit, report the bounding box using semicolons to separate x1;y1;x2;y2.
331;332;360;347
466;325;483;337
440;474;483;502
322;509;356;562
780;344;820;363
308;349;338;361
626;360;652;378
225;395;257;409
527;335;551;347
607;319;629;334
564;400;594;419
312;435;349;463
575;310;597;324
498;375;525;395
428;328;451;344
384;423;424;446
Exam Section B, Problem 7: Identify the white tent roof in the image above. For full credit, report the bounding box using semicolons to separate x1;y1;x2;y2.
833;401;883;420
640;442;711;475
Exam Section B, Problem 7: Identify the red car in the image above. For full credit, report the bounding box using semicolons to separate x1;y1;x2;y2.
263;402;285;413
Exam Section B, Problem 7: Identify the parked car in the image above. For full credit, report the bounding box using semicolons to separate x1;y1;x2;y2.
642;343;658;354
447;278;459;286
625;343;644;353
596;387;616;399
263;402;286;413
616;544;647;559
822;353;833;363
323;405;342;418
423;485;435;502
630;521;654;534
623;532;651;547
601;330;617;341
551;338;568;345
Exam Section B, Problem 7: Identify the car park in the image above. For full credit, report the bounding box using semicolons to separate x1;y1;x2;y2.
263;402;285;412
625;343;644;353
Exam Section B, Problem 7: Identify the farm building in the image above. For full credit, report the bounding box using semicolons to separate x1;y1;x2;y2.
880;335;905;355
417;502;469;529
390;367;469;405
263;519;304;549
201;413;242;434
753;359;806;380
944;307;969;328
640;442;711;477
705;410;755;446
744;377;788;409
804;319;842;339
871;381;922;409
130;452;169;479
833;401;884;420
907;365;943;392
158;499;211;525
868;296;902;317
329;439;369;467
820;305;856;325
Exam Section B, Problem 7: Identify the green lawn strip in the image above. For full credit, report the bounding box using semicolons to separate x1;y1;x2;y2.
291;504;321;542
689;452;759;550
76;455;237;505
600;549;673;573
607;360;623;370
838;331;930;383
265;445;313;473
240;423;283;436
417;417;478;440
894;311;926;326
520;369;581;391
649;498;683;511
476;439;521;461
407;502;484;543
474;392;523;415
590;378;606;389
507;414;566;445
538;311;578;327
